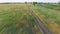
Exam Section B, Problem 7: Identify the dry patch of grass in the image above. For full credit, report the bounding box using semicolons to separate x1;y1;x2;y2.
48;23;60;34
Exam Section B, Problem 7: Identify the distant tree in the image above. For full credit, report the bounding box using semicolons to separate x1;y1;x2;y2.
33;2;37;6
25;2;27;4
58;2;60;4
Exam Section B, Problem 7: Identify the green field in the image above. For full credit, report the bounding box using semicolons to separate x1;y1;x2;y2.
0;4;27;34
33;4;60;25
33;4;60;34
0;4;42;34
38;4;60;10
0;4;60;34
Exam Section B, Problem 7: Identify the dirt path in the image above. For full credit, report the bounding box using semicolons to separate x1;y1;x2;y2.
27;5;53;34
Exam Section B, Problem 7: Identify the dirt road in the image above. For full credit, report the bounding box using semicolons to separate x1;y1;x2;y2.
27;5;53;34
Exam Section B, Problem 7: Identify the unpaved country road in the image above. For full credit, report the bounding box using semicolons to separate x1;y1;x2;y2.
28;5;53;34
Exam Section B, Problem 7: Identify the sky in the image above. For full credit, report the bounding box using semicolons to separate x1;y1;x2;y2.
0;0;60;3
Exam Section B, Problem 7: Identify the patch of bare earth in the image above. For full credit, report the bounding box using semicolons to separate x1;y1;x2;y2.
48;23;60;34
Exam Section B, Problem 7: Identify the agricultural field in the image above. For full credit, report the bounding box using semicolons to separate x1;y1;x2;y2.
0;4;60;34
33;4;60;34
34;4;60;25
0;4;42;34
38;3;60;11
0;4;29;34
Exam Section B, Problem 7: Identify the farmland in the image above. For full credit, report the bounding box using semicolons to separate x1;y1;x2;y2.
0;4;29;34
0;4;43;34
33;4;60;34
34;4;60;25
38;3;60;11
0;4;60;34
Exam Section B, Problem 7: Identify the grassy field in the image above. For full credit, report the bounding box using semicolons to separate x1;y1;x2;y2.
33;4;60;34
33;4;60;25
0;4;29;34
0;4;42;34
38;4;60;11
0;4;60;34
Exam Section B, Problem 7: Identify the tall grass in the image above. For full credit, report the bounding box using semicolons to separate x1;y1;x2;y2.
0;4;29;34
0;4;41;34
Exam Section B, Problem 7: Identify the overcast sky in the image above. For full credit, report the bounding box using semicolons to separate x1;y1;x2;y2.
0;0;60;3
